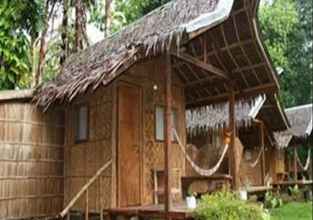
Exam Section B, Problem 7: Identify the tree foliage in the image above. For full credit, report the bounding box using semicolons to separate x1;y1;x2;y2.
259;0;312;107
114;0;170;27
0;0;44;89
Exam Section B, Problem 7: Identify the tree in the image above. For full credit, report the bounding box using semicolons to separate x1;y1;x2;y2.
33;0;58;87
113;0;170;28
259;0;313;107
0;0;44;89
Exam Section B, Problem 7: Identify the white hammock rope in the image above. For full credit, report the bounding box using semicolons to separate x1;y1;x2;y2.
173;129;230;177
249;147;264;168
295;148;311;171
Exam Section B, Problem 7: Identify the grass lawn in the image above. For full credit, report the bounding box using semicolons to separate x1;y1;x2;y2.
270;202;313;220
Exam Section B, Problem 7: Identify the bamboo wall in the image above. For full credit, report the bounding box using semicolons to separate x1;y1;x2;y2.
64;85;113;212
118;56;186;204
0;102;64;219
265;148;286;183
63;56;186;211
239;147;263;186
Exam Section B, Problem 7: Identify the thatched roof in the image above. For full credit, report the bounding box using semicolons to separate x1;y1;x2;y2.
186;94;288;136
274;103;312;148
286;104;312;137
0;89;34;103
34;0;221;107
34;0;280;109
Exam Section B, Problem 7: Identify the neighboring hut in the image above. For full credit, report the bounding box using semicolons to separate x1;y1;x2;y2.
275;104;312;184
0;90;64;219
0;0;283;219
186;94;289;192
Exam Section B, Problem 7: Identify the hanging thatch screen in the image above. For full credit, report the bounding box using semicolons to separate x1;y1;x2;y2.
0;95;64;219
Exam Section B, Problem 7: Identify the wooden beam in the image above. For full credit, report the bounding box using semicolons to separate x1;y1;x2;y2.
172;52;229;79
186;83;277;108
233;63;267;74
185;75;219;88
164;53;172;216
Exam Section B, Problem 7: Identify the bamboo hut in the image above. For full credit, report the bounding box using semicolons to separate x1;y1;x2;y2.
275;104;312;187
0;0;285;219
0;90;64;219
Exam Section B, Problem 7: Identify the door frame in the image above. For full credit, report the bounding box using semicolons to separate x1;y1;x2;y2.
116;81;144;207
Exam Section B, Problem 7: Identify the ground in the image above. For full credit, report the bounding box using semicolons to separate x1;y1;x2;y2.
270;202;313;220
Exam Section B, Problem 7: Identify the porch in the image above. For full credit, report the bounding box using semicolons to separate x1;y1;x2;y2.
105;203;193;220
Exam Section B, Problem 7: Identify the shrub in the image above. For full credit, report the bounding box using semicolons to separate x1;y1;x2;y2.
264;191;283;209
288;185;302;200
193;191;269;220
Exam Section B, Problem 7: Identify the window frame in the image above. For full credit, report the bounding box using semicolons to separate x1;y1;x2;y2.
74;103;89;143
154;105;179;143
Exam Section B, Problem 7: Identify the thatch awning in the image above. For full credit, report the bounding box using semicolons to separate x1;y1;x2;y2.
274;103;312;148
0;89;34;103
286;104;312;137
186;94;288;136
34;0;280;110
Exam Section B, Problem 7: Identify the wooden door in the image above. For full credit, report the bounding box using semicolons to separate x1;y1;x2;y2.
118;83;142;207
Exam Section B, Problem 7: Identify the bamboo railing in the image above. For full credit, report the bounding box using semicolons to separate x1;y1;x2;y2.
59;160;112;220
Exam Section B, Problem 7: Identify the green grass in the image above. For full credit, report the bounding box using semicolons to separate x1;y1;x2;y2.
270;202;313;220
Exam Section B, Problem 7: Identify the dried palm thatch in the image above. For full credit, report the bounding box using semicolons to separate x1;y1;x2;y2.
34;0;220;108
274;104;312;148
34;0;280;111
186;94;288;136
186;96;261;136
286;104;312;137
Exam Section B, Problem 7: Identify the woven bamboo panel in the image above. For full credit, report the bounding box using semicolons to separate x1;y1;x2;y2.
239;146;262;187
0;102;64;219
64;85;113;212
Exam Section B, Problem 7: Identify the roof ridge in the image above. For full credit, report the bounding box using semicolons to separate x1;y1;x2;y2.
286;103;313;112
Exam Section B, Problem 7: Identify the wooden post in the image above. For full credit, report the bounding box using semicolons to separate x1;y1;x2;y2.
228;91;239;190
260;122;266;186
164;53;172;217
293;148;297;181
100;177;103;220
85;190;89;220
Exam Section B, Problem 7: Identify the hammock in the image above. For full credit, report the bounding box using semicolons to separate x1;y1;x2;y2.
295;148;311;171
173;129;230;177
249;147;264;168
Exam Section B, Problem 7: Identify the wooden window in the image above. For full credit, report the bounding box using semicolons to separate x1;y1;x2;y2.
75;104;89;142
155;106;178;142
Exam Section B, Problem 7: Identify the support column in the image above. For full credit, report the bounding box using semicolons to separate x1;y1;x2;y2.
164;53;172;217
260;122;266;186
293;148;297;181
228;92;239;190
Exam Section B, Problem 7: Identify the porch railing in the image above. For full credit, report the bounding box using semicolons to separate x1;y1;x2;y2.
58;160;112;220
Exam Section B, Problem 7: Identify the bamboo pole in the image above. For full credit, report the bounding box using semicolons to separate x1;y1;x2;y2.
164;53;172;217
59;160;112;218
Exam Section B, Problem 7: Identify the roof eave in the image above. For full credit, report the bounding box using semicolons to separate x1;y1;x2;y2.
182;0;234;38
